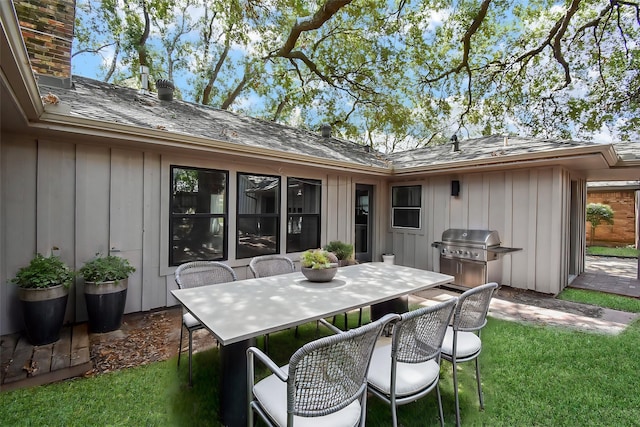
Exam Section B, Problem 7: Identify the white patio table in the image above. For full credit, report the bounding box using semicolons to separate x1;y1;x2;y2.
171;262;453;427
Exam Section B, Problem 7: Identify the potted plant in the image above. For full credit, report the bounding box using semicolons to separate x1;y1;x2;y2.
79;254;135;333
300;249;338;282
323;241;355;266
11;254;74;345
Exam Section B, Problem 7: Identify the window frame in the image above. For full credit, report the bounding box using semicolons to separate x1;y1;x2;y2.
169;165;229;266
391;185;422;229
286;177;322;253
236;172;281;259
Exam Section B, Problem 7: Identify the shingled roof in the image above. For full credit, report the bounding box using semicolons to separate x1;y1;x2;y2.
38;76;632;175
38;76;389;169
386;134;608;170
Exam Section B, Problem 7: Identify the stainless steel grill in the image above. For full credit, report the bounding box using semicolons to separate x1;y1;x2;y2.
432;229;521;288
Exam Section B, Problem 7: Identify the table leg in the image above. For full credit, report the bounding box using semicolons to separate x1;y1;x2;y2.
370;296;409;336
370;296;409;321
220;338;255;427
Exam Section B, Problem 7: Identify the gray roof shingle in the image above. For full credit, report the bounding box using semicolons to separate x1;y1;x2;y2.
386;135;606;169
39;76;390;169
39;76;629;173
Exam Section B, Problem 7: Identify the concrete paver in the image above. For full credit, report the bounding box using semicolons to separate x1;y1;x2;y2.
414;259;640;336
570;256;640;298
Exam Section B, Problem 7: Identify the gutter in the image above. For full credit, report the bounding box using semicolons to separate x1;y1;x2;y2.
391;144;618;177
29;113;393;176
0;2;43;121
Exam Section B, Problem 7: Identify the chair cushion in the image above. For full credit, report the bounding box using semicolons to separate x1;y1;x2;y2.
367;344;440;397
253;364;362;427
441;327;481;359
182;313;201;329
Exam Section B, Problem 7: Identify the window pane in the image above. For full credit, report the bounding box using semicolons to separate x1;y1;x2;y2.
393;208;420;228
287;178;320;214
172;168;226;214
171;217;225;264
392;185;421;207
237;217;278;258
287;178;321;253
238;174;279;214
287;216;320;252
171;166;228;266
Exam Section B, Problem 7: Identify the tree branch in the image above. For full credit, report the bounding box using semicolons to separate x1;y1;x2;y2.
72;42;117;58
275;0;354;57
423;0;492;83
268;0;354;85
221;70;251;110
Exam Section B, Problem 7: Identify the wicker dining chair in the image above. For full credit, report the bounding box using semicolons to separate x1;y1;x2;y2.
248;255;296;352
249;254;295;279
441;282;499;427
174;261;237;386
367;298;458;427
247;313;398;427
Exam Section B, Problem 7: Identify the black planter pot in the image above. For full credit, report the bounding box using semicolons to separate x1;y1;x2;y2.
370;295;409;321
18;285;69;346
84;279;128;333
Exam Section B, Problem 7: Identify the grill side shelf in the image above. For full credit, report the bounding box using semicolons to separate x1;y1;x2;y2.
487;247;522;254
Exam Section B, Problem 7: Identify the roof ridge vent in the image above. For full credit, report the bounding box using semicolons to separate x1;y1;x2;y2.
321;124;332;138
503;133;509;147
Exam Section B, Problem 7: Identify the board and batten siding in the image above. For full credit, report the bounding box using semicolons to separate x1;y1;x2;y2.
4;135;388;335
387;167;580;295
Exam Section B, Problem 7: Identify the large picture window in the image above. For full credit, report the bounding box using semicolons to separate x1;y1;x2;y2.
170;166;228;266
237;173;280;259
287;178;321;252
392;185;422;228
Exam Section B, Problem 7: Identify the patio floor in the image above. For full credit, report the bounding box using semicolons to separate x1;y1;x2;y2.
0;323;92;392
569;255;640;298
2;255;638;393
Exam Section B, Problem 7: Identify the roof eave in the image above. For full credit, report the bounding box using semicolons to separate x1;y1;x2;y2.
390;144;617;176
0;2;43;122
32;113;392;175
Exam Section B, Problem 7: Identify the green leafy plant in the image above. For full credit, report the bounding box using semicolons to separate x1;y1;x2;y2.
11;254;74;289
323;241;354;261
79;254;135;283
300;249;336;269
587;203;614;245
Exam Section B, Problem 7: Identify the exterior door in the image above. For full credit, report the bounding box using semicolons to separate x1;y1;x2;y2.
355;185;373;262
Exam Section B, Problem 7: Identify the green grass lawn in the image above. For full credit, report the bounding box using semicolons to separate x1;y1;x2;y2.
558;288;640;313
2;313;640;426
587;245;640;257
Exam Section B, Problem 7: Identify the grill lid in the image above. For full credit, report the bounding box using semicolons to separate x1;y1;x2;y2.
441;229;501;247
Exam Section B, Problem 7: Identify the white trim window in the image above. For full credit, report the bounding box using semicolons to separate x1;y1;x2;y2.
392;185;422;229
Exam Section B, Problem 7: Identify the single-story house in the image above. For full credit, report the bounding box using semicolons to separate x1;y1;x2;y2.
2;1;640;336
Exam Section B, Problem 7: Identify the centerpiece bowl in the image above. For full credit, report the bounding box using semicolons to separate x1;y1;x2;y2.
300;249;339;282
301;266;338;282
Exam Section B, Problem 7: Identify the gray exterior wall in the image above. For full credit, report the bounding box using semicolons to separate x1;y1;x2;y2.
1;132;387;335
387;168;587;295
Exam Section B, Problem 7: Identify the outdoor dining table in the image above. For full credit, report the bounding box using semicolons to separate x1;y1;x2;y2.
171;262;453;427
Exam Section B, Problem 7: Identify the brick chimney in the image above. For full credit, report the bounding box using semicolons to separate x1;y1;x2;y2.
13;0;76;81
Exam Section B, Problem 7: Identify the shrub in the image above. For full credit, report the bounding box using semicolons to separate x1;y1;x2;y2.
323;241;354;260
11;254;74;289
79;255;135;283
